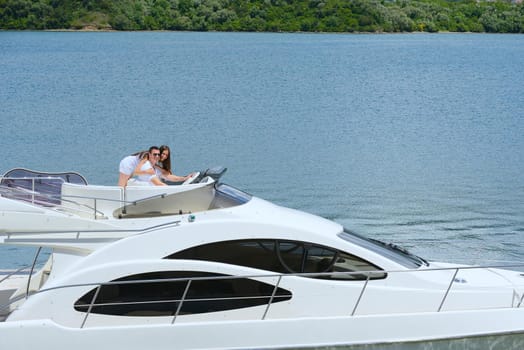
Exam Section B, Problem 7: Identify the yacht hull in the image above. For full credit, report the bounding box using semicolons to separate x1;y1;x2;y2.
1;170;523;348
1;308;523;349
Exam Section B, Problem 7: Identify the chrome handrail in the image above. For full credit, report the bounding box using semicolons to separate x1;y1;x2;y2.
1;176;173;220
0;184;106;219
60;192;169;207
0;176;65;206
438;268;459;312
262;275;282;320
1;263;523;325
171;280;191;324
0;266;31;286
81;285;101;329
351;273;370;316
3;220;181;240
25;247;42;299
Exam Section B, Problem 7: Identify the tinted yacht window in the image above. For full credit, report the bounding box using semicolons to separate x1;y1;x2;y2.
166;240;385;280
74;271;291;317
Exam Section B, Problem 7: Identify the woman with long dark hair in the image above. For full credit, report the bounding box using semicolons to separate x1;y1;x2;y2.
156;144;194;182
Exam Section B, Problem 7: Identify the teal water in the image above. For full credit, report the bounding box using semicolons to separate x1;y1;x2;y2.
0;32;523;269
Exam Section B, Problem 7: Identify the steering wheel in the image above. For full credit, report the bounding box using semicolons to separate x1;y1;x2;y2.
182;171;200;185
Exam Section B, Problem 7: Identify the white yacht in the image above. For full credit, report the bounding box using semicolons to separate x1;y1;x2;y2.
0;167;523;349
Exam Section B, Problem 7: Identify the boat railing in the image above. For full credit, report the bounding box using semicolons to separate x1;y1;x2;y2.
2;219;181;241
0;175;176;219
3;188;109;219
1;262;523;326
58;192;173;219
0;249;46;293
0;176;65;205
61;191;179;219
0;176;105;219
0;248;47;321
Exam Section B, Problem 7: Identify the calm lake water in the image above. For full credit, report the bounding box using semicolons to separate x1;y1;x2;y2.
0;32;523;267
1;31;524;349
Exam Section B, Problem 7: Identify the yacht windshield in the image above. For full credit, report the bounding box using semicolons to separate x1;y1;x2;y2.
0;168;87;206
214;183;252;204
338;229;428;269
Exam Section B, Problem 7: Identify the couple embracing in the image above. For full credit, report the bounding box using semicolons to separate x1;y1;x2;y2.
118;145;194;187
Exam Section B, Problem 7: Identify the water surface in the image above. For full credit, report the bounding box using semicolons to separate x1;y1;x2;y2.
0;32;523;267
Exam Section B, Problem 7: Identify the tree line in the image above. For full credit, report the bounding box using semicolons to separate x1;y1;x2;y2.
1;0;524;33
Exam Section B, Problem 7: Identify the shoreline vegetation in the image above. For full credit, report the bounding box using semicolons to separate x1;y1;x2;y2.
1;0;524;33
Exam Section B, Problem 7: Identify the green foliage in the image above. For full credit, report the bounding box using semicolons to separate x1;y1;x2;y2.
1;0;524;33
